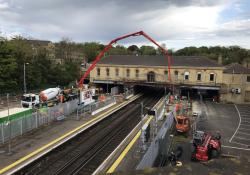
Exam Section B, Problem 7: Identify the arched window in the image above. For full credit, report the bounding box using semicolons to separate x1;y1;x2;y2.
210;73;215;81
174;71;178;80
135;69;139;78
115;68;119;76
184;71;189;80
97;68;100;76
164;70;168;79
197;72;202;81
106;68;109;77
147;71;155;82
126;69;130;77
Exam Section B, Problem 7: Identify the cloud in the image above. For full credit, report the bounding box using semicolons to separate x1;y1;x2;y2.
0;1;8;10
0;0;249;49
218;19;250;35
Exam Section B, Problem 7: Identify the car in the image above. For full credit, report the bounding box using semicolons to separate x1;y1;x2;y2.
193;112;198;117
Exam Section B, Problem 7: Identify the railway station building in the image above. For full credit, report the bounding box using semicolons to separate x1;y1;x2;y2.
89;55;250;103
220;63;250;103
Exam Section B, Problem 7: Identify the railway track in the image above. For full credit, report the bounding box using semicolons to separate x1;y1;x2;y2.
16;91;163;175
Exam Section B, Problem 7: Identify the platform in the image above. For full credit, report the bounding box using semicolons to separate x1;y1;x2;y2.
0;94;141;175
93;96;172;174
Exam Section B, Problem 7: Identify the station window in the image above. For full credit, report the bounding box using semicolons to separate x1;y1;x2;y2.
210;73;215;81
247;76;250;82
184;71;189;80
97;68;100;76
174;71;178;80
115;68;119;76
164;70;168;79
147;71;155;82
197;72;202;81
126;69;130;77
136;69;139;78
106;68;110;77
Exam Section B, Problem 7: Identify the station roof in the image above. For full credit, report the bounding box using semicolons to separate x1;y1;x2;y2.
223;63;250;74
97;55;223;67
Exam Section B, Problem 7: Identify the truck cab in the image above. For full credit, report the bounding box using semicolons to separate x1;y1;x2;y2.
176;115;190;133
21;94;40;108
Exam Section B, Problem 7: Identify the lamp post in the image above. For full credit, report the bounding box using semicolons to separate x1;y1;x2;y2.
23;62;29;94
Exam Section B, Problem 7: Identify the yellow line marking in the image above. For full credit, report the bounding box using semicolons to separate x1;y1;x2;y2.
107;116;153;174
0;95;140;174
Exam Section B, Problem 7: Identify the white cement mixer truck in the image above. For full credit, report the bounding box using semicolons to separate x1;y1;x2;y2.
21;88;61;108
21;87;95;108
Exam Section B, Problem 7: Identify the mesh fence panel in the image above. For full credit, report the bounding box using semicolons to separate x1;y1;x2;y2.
76;97;116;119
137;111;175;169
0;99;79;144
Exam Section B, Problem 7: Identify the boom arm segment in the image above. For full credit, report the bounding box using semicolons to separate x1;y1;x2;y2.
78;31;172;87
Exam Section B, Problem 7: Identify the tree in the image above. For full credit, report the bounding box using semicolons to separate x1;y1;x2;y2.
0;38;18;92
8;36;35;91
127;45;139;54
174;45;249;65
83;42;104;62
107;45;128;55
175;46;200;56
140;45;156;55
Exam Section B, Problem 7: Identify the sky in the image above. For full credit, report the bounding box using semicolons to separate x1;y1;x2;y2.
0;0;250;50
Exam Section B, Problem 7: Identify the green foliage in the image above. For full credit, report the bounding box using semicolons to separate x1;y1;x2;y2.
107;45;128;55
140;45;156;55
0;39;18;92
127;45;139;54
0;36;81;93
175;46;250;65
83;42;104;62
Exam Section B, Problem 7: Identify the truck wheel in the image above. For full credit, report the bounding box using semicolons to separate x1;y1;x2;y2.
211;149;219;158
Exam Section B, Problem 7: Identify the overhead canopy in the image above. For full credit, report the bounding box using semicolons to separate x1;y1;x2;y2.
191;86;220;90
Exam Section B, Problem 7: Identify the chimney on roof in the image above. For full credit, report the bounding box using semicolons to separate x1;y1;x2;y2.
218;54;222;65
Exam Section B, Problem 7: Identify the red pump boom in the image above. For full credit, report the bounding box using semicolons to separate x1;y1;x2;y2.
78;31;172;87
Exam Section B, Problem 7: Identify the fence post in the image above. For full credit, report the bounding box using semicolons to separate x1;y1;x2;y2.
21;118;23;136
155;110;158;135
83;105;85;117
1;124;4;144
36;111;38;128
77;108;79;120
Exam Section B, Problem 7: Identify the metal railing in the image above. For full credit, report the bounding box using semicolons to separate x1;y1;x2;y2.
76;96;116;119
136;111;175;169
0;99;78;144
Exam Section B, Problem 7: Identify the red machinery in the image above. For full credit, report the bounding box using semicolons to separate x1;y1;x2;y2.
191;131;221;161
78;31;172;87
175;115;190;133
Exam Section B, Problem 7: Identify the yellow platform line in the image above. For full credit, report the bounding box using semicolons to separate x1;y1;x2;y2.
107;115;153;174
0;95;140;175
